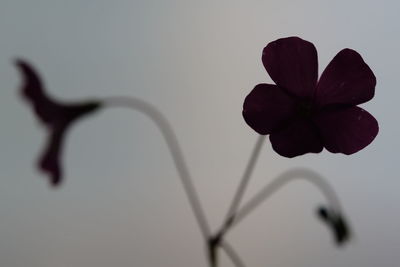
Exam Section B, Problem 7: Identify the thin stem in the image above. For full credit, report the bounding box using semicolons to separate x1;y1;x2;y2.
223;135;265;226
220;240;247;267
229;168;342;231
102;96;211;238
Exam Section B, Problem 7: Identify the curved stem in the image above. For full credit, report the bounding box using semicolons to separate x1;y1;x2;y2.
102;96;210;238
220;241;246;267
228;168;342;232
222;135;265;228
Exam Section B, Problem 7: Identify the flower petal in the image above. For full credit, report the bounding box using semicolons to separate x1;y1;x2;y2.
243;84;296;135
316;49;376;107
262;37;318;100
15;59;58;124
269;119;323;157
16;59;103;186
38;127;66;186
314;106;378;154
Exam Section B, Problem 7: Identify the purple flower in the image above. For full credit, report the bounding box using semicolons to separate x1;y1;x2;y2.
15;59;101;186
243;37;378;157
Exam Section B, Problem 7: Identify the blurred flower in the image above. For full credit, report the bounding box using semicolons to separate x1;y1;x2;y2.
317;205;351;245
15;59;101;186
243;37;378;157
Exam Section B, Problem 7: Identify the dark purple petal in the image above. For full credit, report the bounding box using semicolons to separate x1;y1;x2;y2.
262;37;318;100
38;127;66;186
15;59;58;124
269;119;323;157
243;84;296;135
36;103;101;187
315;49;376;107
16;59;102;186
314;106;378;154
37;101;100;186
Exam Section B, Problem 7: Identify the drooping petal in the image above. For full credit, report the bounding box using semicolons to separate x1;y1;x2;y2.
16;59;103;186
242;84;296;135
36;102;101;186
38;126;66;186
314;106;378;154
315;49;376;107
262;37;318;100
269;119;323;157
15;59;58;124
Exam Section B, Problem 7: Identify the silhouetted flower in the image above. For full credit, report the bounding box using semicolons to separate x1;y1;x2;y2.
317;205;351;245
15;59;101;186
243;37;378;157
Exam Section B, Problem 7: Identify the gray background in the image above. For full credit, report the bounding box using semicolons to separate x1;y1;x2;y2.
0;0;398;266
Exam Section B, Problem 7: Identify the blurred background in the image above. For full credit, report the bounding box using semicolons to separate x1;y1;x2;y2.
0;0;398;266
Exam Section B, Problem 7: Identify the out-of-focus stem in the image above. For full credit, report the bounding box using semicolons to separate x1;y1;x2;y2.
220;240;246;267
227;168;342;232
103;96;211;239
223;135;265;228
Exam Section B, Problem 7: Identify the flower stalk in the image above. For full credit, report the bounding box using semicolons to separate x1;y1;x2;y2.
223;135;266;227
102;96;212;239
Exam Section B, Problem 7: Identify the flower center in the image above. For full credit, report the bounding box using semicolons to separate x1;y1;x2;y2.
297;101;314;118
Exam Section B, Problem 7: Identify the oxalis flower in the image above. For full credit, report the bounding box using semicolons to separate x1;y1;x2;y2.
243;37;378;157
15;59;101;186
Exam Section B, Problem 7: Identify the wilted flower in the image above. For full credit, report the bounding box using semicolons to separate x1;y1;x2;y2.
317;205;351;245
15;59;101;186
243;37;378;157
